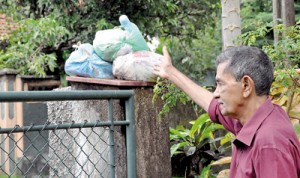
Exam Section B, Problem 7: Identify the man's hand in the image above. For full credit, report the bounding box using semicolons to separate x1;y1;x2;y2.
153;45;213;112
153;46;173;79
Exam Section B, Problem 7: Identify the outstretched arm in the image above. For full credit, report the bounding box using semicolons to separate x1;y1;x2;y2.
153;46;214;112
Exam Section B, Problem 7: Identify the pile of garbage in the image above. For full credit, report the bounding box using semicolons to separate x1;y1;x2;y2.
64;15;161;82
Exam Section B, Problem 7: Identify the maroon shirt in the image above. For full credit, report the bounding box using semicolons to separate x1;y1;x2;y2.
208;98;300;178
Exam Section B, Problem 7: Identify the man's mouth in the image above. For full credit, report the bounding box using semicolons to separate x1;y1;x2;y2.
218;102;224;109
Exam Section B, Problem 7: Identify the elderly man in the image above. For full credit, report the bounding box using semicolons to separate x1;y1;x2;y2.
154;46;300;178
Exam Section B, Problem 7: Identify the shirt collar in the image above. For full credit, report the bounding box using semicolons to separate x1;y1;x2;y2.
235;98;274;147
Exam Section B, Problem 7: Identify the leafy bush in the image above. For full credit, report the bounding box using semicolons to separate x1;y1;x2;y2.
170;113;233;177
0;15;70;77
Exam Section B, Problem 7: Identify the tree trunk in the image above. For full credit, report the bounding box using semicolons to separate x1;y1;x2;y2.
221;0;241;50
272;0;281;44
282;0;295;67
272;0;295;44
282;0;295;28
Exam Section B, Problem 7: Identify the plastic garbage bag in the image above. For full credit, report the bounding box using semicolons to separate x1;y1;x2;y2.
93;15;149;62
64;43;114;79
112;51;161;81
119;15;149;52
93;28;132;62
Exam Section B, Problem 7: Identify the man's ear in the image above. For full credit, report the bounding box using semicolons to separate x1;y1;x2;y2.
241;75;254;98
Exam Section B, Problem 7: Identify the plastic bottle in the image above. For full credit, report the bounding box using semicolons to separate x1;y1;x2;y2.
119;15;149;51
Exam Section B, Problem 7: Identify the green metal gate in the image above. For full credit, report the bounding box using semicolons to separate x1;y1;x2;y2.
0;90;136;178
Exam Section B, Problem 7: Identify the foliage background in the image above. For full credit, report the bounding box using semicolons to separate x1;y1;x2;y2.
0;0;221;83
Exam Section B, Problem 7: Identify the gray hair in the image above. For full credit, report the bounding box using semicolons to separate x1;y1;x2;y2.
216;46;274;96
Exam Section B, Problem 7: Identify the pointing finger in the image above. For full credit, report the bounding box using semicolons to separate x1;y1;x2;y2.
162;46;171;61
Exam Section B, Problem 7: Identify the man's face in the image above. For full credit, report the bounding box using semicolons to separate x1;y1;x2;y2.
213;62;244;118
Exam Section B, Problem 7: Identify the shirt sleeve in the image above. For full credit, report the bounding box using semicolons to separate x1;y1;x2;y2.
208;99;239;135
253;147;298;178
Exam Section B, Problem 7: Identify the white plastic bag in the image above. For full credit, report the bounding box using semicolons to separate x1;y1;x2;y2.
112;51;161;81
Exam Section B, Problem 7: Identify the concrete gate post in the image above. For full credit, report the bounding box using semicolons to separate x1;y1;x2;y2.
65;76;171;178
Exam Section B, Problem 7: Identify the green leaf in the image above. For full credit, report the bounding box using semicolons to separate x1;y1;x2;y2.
220;132;235;146
199;165;211;178
201;124;224;139
189;113;210;137
294;124;300;139
169;127;190;141
170;142;189;156
184;146;196;156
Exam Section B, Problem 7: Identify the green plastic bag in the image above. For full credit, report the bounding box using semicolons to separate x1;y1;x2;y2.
93;15;149;62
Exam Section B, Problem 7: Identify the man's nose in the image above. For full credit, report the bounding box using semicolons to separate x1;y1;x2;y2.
213;87;220;99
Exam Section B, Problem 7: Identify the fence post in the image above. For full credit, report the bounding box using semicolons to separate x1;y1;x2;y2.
108;99;115;178
125;95;136;178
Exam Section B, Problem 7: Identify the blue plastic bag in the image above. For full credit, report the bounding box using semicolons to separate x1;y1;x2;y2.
65;43;114;79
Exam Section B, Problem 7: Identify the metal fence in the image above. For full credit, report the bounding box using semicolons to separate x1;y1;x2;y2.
0;90;136;178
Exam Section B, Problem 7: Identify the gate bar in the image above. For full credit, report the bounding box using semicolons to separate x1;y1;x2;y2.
0;90;134;102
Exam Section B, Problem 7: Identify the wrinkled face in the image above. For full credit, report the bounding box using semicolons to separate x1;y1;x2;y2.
213;62;244;118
